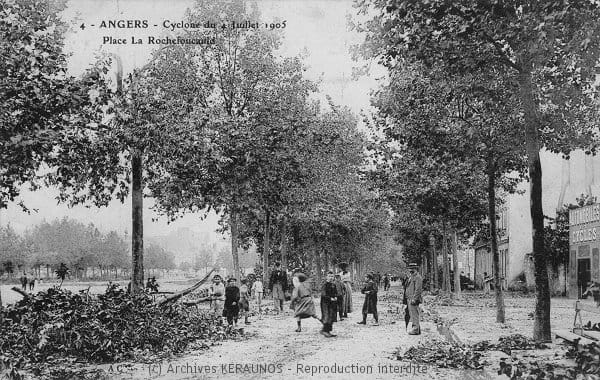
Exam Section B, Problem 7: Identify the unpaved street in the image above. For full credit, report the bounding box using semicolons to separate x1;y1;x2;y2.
97;288;500;380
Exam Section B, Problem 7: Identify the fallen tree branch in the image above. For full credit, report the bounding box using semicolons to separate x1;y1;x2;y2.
12;286;30;299
157;268;216;307
183;297;212;306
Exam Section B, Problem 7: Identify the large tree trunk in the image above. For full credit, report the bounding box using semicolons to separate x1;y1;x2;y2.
131;148;144;294
488;164;506;323
157;269;215;307
280;217;288;271
442;224;451;292
431;235;438;290
519;63;551;341
314;242;322;286
230;210;240;279
429;235;437;290
452;229;461;297
262;209;270;286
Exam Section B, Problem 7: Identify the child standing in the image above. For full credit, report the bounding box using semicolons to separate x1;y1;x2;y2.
252;277;264;312
239;278;251;325
210;275;226;319
223;277;240;330
320;271;339;337
358;273;379;326
290;272;320;332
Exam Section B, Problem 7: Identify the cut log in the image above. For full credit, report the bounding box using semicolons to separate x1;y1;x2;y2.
581;330;600;341
555;329;595;348
12;286;29;299
157;268;216;307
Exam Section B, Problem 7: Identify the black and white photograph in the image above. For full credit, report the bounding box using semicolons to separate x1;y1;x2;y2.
2;0;600;379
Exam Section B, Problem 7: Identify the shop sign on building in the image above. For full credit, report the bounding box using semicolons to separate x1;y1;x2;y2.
569;204;600;298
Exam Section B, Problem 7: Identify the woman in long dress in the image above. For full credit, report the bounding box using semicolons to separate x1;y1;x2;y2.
290;272;320;332
358;273;379;326
340;267;353;318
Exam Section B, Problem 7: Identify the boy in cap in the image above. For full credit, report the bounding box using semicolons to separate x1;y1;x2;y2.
320;271;339;337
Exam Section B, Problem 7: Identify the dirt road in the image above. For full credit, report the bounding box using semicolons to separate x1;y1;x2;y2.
97;290;498;380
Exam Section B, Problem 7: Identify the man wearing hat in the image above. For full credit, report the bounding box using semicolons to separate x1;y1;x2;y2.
269;261;288;313
405;263;423;335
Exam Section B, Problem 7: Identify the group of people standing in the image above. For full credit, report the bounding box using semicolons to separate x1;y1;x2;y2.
197;274;254;330
194;261;423;338
20;272;36;291
291;262;422;337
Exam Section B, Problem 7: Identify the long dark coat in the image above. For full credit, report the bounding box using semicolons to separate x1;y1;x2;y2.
320;281;339;324
361;280;378;315
401;276;410;327
223;285;240;318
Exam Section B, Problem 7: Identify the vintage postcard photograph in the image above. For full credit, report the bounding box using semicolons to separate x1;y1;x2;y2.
2;0;600;379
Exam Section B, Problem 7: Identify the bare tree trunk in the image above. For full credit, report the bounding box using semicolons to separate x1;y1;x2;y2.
262;209;270;286
519;62;550;341
431;234;438;290
488;164;506;323
452;229;461;297
315;244;323;286
280;217;288;271
442;224;451;292
131;148;144;294
231;210;240;280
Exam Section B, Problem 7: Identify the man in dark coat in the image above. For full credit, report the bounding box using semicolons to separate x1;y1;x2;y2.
358;273;379;325
269;262;288;313
20;273;28;291
334;274;346;321
320;271;339;337
401;273;411;328
405;263;423;335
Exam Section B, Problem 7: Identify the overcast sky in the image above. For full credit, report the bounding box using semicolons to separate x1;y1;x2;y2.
1;0;384;245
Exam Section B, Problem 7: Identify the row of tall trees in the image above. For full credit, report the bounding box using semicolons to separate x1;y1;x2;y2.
2;0;389;296
353;0;600;341
0;218;176;279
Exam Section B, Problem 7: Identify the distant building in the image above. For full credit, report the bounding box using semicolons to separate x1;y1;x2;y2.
473;149;597;295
